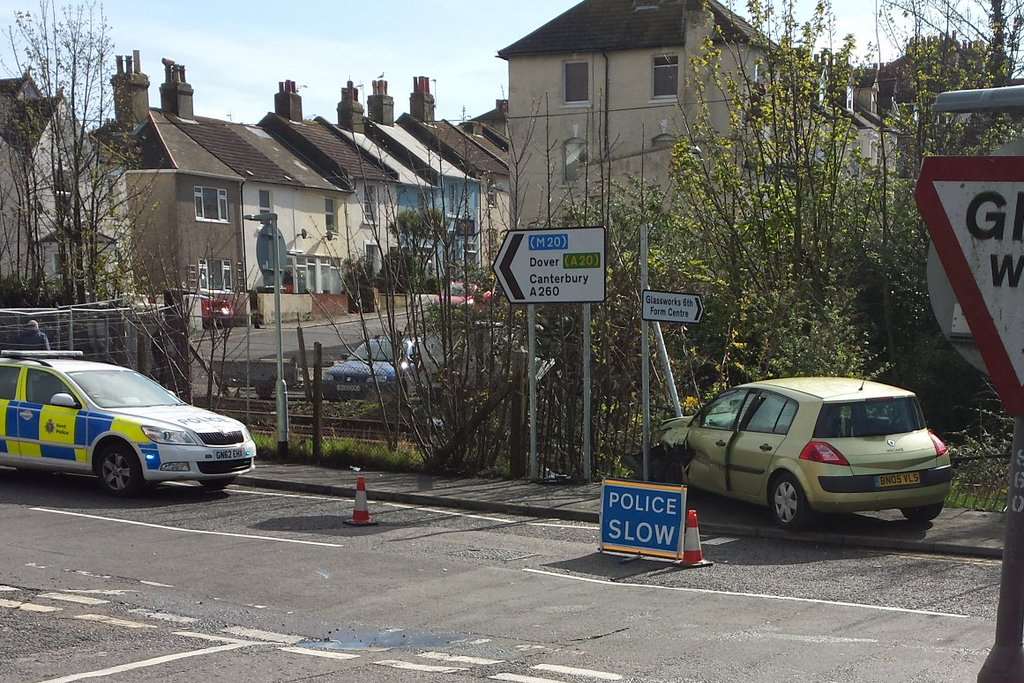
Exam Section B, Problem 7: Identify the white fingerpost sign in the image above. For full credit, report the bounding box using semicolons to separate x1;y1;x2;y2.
642;290;704;324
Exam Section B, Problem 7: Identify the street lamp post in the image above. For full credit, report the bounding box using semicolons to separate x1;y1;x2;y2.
245;212;289;458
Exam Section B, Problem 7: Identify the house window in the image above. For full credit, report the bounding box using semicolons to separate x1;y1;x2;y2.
258;189;272;215
198;258;233;291
564;138;587;182
194;186;228;222
653;55;679;98
846;85;854;111
325;197;336;235
564;62;589;103
363;185;377;223
448;183;460;213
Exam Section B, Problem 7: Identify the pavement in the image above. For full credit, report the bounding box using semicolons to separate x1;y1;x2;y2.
238;461;1007;559
0;468;1004;681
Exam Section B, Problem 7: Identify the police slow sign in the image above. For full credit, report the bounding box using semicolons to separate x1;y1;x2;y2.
599;480;687;560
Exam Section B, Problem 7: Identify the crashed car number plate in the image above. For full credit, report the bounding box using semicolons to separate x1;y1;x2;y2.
878;472;921;488
335;383;365;392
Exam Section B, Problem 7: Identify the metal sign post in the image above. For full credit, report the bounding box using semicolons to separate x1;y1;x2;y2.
583;303;593;480
528;303;538;481
245;212;289;458
640;223;651;481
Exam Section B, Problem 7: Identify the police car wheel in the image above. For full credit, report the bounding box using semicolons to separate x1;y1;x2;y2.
199;478;235;491
97;445;144;497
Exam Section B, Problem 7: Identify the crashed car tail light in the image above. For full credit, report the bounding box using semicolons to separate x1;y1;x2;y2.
799;441;850;466
929;431;949;457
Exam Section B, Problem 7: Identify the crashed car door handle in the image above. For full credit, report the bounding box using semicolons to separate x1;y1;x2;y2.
715;440;727;447
760;444;773;452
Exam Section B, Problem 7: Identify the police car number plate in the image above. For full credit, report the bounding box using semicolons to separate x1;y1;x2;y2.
212;448;246;460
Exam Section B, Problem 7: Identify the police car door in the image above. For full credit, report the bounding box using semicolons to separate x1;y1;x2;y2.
0;365;22;462
20;368;88;470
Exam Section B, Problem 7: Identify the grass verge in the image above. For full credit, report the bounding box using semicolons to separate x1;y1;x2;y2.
253;433;424;474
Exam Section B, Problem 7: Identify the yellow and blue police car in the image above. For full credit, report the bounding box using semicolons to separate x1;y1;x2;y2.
0;351;256;496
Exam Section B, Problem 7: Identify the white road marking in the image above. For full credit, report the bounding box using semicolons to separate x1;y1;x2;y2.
74;614;155;629
702;536;738;546
374;660;468;673
25;562;47;569
523;568;971;619
418;651;505;665
228;486;598;530
31;508;345;549
469;638;492;645
34;642;251;682
533;664;623;680
0;585;17;591
174;631;258;645
65;589;136;596
38;593;108;606
279;647;361;660
68;569;111;579
129;609;198;625
516;645;548;651
763;633;878;644
223;626;304;644
139;580;175;588
0;598;61;613
490;675;564;683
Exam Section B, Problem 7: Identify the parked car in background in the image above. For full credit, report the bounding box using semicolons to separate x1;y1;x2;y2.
653;377;952;529
323;337;443;400
411;281;494;310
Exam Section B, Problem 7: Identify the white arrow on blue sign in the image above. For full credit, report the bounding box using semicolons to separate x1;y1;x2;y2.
493;227;606;304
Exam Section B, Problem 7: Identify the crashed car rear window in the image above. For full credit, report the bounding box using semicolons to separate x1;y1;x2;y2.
813;396;924;438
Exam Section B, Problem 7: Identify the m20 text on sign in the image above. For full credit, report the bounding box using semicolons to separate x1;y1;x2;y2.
493;227;606;304
916;157;1024;413
599;479;687;560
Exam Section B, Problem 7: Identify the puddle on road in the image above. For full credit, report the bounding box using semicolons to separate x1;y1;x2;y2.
299;627;467;652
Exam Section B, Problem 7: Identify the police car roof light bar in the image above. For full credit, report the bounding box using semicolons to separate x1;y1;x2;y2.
0;350;85;361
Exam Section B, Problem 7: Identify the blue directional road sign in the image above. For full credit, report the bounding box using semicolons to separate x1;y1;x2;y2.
599;479;687;560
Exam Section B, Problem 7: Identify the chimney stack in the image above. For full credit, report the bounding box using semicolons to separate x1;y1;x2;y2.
367;79;394;127
111;49;150;128
410;76;435;122
496;99;509;115
159;58;193;119
275;79;303;122
338;80;364;133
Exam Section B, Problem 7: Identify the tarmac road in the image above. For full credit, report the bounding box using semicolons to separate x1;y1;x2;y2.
0;467;1002;682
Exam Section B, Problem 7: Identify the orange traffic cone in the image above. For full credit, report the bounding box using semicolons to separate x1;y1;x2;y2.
679;509;712;568
344;476;378;526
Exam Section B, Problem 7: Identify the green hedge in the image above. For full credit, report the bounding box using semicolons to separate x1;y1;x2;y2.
253;433;423;474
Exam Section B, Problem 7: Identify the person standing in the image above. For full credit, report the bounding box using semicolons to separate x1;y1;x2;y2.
17;320;50;350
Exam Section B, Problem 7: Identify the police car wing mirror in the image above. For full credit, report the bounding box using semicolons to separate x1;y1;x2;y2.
50;393;79;409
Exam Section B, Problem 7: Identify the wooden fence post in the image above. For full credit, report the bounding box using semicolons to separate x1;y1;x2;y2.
313;342;323;459
296;314;311;400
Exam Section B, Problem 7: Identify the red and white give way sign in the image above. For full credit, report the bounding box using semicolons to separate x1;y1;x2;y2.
916;156;1024;413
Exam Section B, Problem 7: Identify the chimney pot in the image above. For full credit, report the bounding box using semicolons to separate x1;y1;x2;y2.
112;49;151;128
367;76;394;126
274;77;303;121
159;57;193;119
116;55;124;75
410;75;436;123
132;49;141;74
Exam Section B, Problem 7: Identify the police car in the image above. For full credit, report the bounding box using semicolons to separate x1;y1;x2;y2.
0;351;255;496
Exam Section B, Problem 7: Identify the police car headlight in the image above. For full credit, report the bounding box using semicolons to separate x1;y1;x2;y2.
142;426;198;445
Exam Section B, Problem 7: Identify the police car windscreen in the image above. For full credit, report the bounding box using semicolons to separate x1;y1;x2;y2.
69;370;183;409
